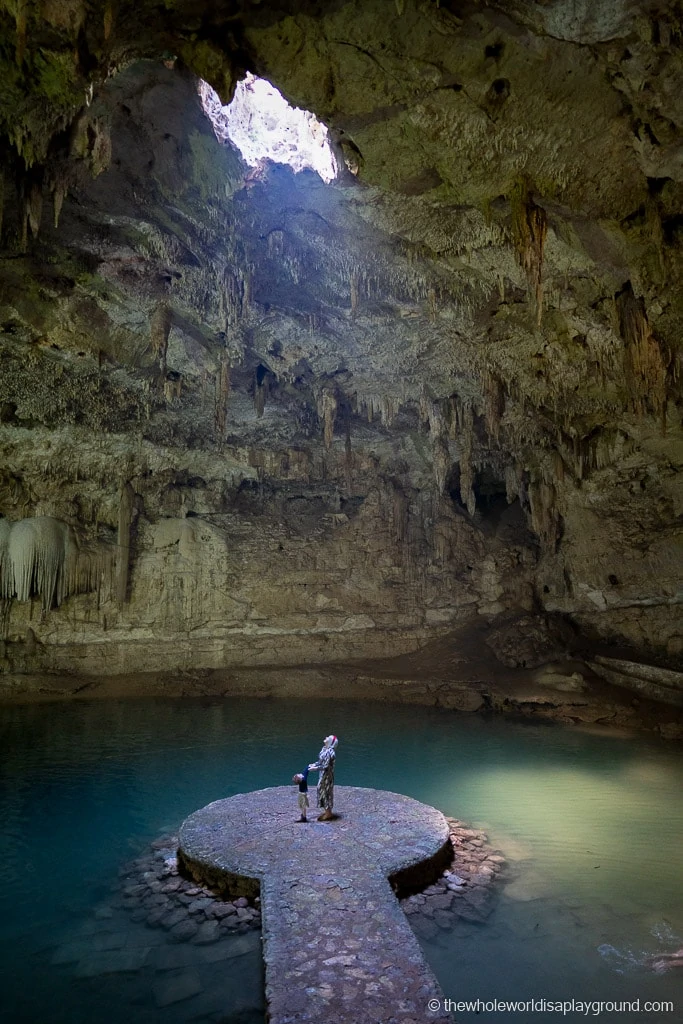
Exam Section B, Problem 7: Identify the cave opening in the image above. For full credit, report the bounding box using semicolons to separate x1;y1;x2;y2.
199;74;338;183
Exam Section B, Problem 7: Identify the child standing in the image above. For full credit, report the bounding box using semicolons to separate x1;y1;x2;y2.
292;766;311;822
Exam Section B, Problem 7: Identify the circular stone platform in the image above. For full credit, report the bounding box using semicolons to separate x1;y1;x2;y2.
178;786;454;1024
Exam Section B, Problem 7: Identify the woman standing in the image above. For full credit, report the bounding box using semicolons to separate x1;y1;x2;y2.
308;734;338;821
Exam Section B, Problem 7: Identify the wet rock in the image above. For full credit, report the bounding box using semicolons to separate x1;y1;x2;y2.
144;894;170;909
51;941;95;965
168;918;199;943
153;970;202;1007
188;898;214;914
92;932;127;952
211;902;237;919
122;883;147;898
430;893;454;911
161;908;189;930
146;909;167;928
192;920;220;945
75;948;150;977
411;917;439;940
153;945;203;972
458;905;487;924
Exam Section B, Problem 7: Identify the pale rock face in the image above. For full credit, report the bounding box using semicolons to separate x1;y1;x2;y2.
0;0;680;708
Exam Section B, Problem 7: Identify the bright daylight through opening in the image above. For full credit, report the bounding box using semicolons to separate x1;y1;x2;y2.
199;74;337;183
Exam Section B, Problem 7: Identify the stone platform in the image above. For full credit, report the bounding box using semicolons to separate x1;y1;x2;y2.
178;786;454;1023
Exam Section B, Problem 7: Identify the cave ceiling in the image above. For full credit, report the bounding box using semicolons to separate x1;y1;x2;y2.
0;0;681;668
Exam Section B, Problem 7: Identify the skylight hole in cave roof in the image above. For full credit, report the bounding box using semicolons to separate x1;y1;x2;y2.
199;74;338;184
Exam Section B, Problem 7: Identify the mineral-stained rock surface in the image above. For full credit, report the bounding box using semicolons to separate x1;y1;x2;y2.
0;2;681;723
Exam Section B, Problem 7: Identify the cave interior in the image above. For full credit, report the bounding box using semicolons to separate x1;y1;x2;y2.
0;0;681;736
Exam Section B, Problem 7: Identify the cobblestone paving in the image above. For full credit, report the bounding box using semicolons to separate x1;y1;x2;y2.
179;786;454;1023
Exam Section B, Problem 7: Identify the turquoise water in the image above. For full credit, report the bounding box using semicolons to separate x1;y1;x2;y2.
1;698;681;1023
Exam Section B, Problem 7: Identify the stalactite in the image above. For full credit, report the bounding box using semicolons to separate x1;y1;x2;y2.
458;405;476;516
89;119;112;177
350;272;359;313
15;0;27;65
0;519;10;600
117;483;134;609
572;435;587;480
392;486;409;547
504;463;520;504
448;395;459;439
344;418;353;494
27;181;42;238
163;372;182;403
433;437;451;494
52;179;67;228
355;393;398;427
528;480;560;549
150;303;171;377
254;364;270;418
482;368;505;441
103;2;114;39
267;229;285;257
552;448;565;483
223;268;245;329
317;390;338;449
419;387;431;429
510;180;547;326
0;168;4;240
19;195;29;251
0;517;112;615
9;518;61;608
616;283;668;425
215;355;230;438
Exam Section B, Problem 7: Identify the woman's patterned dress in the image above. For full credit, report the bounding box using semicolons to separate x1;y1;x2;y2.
313;743;336;811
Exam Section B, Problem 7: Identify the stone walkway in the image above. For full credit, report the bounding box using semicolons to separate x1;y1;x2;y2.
178;786;455;1024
